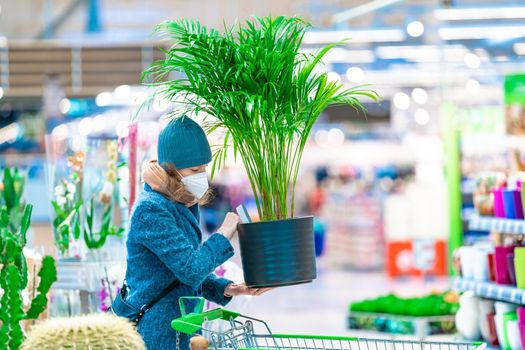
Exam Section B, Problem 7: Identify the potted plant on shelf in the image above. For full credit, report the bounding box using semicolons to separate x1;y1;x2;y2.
142;16;378;287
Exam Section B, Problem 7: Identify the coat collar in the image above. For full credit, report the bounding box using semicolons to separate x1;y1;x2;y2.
144;184;202;239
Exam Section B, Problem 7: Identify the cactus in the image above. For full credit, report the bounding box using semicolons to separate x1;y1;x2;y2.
0;169;57;350
0;168;26;233
21;313;146;350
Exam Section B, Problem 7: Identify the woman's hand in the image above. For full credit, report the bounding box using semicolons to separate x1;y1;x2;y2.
224;283;273;297
217;212;241;240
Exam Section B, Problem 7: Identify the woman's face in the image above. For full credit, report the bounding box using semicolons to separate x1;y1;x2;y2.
177;164;208;177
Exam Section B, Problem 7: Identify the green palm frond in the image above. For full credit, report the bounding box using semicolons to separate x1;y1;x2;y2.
142;16;380;220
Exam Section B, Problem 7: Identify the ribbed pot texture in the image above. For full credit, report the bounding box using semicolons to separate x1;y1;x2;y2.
238;216;317;288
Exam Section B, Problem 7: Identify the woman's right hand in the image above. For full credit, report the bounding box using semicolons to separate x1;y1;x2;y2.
218;212;241;240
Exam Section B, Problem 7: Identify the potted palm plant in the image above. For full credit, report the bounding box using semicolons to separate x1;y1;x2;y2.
142;16;378;287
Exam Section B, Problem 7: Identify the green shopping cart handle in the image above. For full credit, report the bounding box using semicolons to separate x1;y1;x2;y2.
172;307;240;334
179;297;206;316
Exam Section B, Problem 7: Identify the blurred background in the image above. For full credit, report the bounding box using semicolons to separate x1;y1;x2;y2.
3;0;525;345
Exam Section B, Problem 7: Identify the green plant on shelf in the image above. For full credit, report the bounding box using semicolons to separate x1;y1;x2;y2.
83;197;124;250
49;150;85;256
0;203;57;350
141;16;379;221
49;150;86;256
83;140;125;250
50;144;125;255
51;176;82;256
349;292;459;317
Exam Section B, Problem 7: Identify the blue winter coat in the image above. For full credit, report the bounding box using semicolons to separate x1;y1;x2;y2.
124;185;235;349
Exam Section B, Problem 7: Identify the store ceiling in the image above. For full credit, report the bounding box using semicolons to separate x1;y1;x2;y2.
1;0;523;39
0;0;525;98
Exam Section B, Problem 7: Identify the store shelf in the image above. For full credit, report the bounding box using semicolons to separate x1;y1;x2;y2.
53;261;104;292
452;278;525;305
468;214;525;234
348;311;455;338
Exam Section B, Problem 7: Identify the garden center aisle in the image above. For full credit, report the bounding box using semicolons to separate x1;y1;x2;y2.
247;268;449;336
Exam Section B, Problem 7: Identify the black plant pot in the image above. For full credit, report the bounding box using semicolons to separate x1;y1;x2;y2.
237;216;317;288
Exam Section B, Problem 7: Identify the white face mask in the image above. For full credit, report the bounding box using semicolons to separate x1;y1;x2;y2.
180;172;209;199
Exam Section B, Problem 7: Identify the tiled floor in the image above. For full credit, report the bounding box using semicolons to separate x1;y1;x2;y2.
243;264;450;337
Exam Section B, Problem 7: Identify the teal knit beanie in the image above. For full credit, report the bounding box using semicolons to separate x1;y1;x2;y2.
157;116;212;169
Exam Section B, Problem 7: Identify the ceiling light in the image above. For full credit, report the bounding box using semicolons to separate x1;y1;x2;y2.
414;108;430;125
303;29;406;44
375;45;467;62
327;49;375;63
78;118;93;136
71;138;84;152
315;130;329;146
95;92;112;107
52;124;69;141
59;98;71;114
514;43;525;55
393;92;410;110
346;67;365;83
406;21;424;38
0;123;21;144
93;114;107;132
464;53;480;69
299;48;374;63
435;7;525;21
332;0;404;23
327;72;341;84
114;85;131;99
466;79;481;94
328;128;345;146
411;88;428;105
439;25;525;40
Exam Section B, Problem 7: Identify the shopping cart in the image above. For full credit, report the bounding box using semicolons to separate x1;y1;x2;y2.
172;298;486;350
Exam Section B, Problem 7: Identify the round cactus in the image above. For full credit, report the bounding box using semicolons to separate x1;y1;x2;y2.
21;313;146;350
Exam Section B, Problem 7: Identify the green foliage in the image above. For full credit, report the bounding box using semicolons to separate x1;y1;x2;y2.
24;257;57;319
83;198;124;250
0;168;57;350
349;293;459;317
21;313;146;350
142;16;379;220
51;201;82;254
0;168;26;232
50;181;82;255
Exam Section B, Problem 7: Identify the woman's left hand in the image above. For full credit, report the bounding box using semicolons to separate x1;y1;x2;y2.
224;283;273;297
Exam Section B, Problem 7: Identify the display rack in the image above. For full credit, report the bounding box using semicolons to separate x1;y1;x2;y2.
323;191;384;270
468;215;525;235
54;261;105;292
53;260;120;314
452;277;525;305
348;311;456;338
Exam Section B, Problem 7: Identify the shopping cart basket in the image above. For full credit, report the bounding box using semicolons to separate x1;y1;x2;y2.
172;297;486;350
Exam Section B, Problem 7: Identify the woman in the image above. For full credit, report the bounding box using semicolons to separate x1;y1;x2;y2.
118;117;269;349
